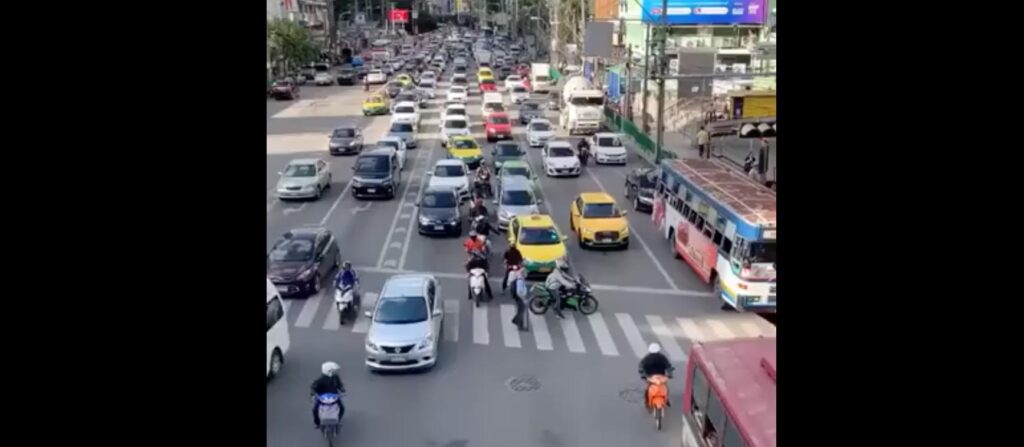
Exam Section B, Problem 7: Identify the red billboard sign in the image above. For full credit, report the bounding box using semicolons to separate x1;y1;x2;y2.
389;9;410;23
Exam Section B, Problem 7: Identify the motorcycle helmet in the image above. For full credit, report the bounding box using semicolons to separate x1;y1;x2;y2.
469;230;478;238
321;361;340;376
555;259;570;272
648;343;661;354
342;261;352;270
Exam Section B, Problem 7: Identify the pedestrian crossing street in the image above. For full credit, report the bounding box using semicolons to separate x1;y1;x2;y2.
284;292;776;362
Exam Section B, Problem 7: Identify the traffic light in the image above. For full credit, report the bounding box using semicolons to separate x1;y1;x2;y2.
737;120;776;138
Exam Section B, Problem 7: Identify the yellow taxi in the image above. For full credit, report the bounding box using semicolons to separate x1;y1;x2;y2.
362;94;390;116
476;68;494;83
508;214;568;276
569;192;630;249
446;135;483;170
396;73;414;87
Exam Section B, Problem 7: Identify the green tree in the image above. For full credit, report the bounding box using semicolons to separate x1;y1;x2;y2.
268;19;320;75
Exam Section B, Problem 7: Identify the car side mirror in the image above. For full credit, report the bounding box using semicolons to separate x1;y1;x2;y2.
363;310;373;318
561;235;569;241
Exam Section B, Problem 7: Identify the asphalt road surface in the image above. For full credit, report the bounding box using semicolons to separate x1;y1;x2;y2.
266;68;775;447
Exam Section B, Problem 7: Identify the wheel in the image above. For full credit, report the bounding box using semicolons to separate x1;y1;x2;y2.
268;348;283;379
326;174;332;187
578;233;586;249
338;310;346;326
528;296;549;315
655;407;663;430
311;277;321;294
577;296;599;315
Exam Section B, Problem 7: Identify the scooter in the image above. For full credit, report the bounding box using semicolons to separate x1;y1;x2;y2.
473;176;492;198
639;367;674;431
334;285;360;325
469;267;489;308
315;393;344;446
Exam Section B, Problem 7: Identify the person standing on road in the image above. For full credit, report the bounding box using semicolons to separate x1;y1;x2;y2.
508;265;529;331
696;126;710;159
743;151;757;174
502;245;524;294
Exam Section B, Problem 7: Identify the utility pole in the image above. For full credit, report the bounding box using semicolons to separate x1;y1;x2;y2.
625;44;633;121
654;0;668;163
641;25;650;133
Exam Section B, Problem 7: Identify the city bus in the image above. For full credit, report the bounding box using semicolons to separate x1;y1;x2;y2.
653;159;776;312
681;338;776;447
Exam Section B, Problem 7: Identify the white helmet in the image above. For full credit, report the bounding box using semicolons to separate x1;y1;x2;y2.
556;259;570;272
648;343;661;354
321;361;340;376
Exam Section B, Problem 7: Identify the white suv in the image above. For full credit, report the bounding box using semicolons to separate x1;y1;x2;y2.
440;116;471;147
426;159;471;201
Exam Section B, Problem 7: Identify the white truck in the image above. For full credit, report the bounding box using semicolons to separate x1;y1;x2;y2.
559;75;605;135
530;63;552;93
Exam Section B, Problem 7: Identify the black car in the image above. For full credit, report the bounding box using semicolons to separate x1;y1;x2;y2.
385;81;403;98
267;228;341;297
497;66;512;79
416;186;463;237
351;149;401;199
624;167;659;212
518;101;544;124
547;92;560;111
329;127;363;155
336;66;357;85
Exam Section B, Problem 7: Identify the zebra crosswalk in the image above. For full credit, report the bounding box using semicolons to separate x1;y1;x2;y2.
283;292;776;361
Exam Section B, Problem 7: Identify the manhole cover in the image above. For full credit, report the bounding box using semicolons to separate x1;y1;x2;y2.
505;375;541;392
619;386;646;404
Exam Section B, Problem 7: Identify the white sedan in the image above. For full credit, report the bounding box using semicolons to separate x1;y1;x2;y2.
542;141;581;177
526;118;555;148
426;159;471;201
589;133;628;165
509;85;530;104
314;72;333;86
392;101;420;127
441;116;471;147
447;86;468;103
442;104;468;121
504;75;525;90
366;69;387;84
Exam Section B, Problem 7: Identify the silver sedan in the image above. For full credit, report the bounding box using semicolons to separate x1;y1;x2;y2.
364;274;443;372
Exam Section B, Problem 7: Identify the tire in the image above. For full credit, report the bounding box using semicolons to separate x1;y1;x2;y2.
528;296;549;315
577;296;599;315
655;407;663;431
578;233;586;249
268;348;283;379
311;277;321;294
314;185;322;200
338;310;346;326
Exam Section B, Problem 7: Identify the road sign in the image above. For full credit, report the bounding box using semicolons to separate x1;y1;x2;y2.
390;8;409;23
355;13;366;25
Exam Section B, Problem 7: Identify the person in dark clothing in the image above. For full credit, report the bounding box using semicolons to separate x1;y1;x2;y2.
507;265;529;331
638;343;673;378
502;245;524;292
310;361;346;428
473;214;493;238
469;196;489;220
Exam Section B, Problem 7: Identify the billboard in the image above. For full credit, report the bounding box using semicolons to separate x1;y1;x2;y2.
592;0;619;20
390;8;410;23
641;0;766;25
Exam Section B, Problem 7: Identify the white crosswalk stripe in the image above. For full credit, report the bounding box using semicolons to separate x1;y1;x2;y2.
472;305;489;345
705;319;736;340
616;313;650;358
739;321;763;338
499;304;522;348
677;318;706;343
559;316;586;353
443;299;460;342
587;313;620;357
350;292;377;334
294;291;325;328
529;312;554;351
646;315;687;362
322;298;340;331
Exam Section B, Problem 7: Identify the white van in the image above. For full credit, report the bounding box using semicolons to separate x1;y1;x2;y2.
266;278;291;379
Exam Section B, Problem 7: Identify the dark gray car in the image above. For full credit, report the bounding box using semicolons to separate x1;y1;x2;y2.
416;186;462;237
518;102;544;125
385;81;403;98
329;127;363;155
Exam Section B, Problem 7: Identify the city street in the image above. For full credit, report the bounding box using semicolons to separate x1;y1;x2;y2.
266;71;774;447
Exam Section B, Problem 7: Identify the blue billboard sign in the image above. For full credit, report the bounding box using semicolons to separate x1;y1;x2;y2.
641;0;766;25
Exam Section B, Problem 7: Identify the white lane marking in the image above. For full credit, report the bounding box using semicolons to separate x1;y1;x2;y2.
352;266;711;297
322;298;340;331
374;151;428;268
267;199;278;214
587;313;620;357
350;201;372;215
382;259;398;268
739;321;763;338
529;313;554;350
282;300;292;313
393;227;407;234
646;315;688;362
583;167;679;291
351;292;377;334
473;305;489;345
499;304;522;348
615;313;650;358
399;141;440;270
677;318;706;343
559;315;586;353
319;179;354;226
282;202;307;216
443;299;460;342
390;242;402;249
705;319;736;340
294;290;326;328
399;213;411;219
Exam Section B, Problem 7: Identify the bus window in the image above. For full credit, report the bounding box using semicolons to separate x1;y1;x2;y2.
720;237;733;255
691;365;711;429
704;389;727;446
684;190;693;203
671;182;681;196
682;203;691;219
723;417;749;447
688;209;699;224
695;215;706;232
713;230;723;246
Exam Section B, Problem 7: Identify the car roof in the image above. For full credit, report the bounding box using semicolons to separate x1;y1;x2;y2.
547;141;573;148
501;176;532;189
422;184;459;196
288;158;320;165
501;159;529;168
379;136;403;142
579;192;615;203
451;135;475;141
394;101;417;108
529;118;552;125
363;148;393;157
518;214;556;228
435;159;467;167
594;132;619;138
381;274;432;298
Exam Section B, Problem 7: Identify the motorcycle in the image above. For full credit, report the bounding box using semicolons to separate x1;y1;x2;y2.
639;368;674;430
469;267;489;307
315;393;344;446
473;175;492;199
334;285;360;325
528;274;599;316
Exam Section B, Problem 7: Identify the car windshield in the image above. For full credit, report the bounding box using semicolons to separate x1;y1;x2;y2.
496;144;522;156
597;137;623;147
522;103;539;110
367;96;384;103
450;87;466;92
549;147;574;157
519;227;561;245
391;123;414;132
420;82;434;88
388;82;402;88
453;140;478;150
747;242;778;264
332;129;356;138
501;189;534;206
355;156;389;173
454;78;467;85
397;95;417;102
486;104;505;112
637;173;657;188
445;120;468;129
530;122;551;131
490;116;510;125
284;164;316;177
422;192;458;208
507;76;520;82
482;80;495;86
583;203;619;218
269;239;314;262
373;296;428;324
570;97;604;106
434;165;465;176
396;106;415;113
379;140;400;150
503;167;530;178
512;87;528;93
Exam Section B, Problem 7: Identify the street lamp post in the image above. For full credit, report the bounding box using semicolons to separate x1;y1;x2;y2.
654;0;668;163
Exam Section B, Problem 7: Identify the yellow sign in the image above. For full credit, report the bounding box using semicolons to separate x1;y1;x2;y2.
743;96;777;119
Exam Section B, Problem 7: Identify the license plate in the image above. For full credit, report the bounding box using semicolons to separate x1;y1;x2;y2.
276;286;289;293
367;188;376;193
601;238;613;243
433;225;445;231
391;355;407;362
536;267;551;273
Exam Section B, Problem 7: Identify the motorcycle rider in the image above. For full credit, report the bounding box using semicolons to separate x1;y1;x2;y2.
638;343;673;411
310;361;346;428
576;138;591;166
334;261;361;309
474;160;492;198
543;259;577;319
473;214;493;238
469;196;489;221
464;231;494;300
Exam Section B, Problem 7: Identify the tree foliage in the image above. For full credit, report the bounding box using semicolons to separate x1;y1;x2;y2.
268;18;320;71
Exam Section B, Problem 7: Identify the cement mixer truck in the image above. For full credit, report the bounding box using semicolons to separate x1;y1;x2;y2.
559;75;605;135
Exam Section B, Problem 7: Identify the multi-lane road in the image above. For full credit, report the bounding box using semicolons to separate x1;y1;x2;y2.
266;71;775;447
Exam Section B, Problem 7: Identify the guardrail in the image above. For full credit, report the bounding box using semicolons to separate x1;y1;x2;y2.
603;107;677;162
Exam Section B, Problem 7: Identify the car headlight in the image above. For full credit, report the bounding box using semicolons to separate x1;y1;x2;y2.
500;209;513;219
298;267;315;280
366;340;379;352
419;216;432;225
582;227;594;237
416;333;433;350
621;226;630;236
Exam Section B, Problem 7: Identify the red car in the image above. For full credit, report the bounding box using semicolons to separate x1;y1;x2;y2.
485;112;513;142
480;78;497;92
